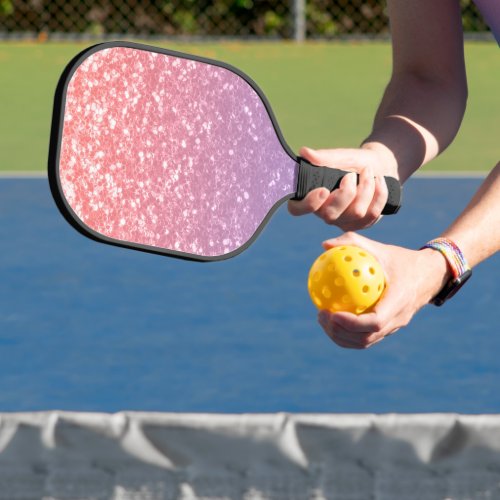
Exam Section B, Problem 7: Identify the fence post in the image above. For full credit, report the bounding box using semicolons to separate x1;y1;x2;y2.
293;0;306;41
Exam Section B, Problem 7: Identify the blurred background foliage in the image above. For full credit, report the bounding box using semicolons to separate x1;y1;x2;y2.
0;0;490;39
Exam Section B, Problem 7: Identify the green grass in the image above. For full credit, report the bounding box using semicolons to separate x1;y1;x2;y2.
0;40;497;172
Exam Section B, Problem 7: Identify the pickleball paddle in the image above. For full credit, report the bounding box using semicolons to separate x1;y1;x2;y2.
48;41;401;261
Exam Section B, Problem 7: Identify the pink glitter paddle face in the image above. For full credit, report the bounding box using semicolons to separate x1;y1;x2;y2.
50;42;401;261
51;42;298;260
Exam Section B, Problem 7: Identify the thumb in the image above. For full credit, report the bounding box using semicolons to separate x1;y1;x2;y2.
299;147;365;170
299;146;325;166
322;231;369;250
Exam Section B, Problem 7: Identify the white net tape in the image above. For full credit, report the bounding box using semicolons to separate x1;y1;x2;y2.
0;412;500;499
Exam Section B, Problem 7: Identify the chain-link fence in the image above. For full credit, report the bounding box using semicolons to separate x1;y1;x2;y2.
0;0;491;40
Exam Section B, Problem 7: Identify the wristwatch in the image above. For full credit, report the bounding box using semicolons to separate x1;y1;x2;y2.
421;238;472;306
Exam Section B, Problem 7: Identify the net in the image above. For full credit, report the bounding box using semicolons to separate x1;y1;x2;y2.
1;412;500;499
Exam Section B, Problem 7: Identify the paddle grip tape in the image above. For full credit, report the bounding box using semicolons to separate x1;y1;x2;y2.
293;158;402;215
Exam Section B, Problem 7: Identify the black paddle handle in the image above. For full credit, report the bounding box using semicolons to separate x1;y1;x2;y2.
293;157;402;215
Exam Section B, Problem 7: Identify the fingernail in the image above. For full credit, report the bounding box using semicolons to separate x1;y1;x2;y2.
319;189;329;200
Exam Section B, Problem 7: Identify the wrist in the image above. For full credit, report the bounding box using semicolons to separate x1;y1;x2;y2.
361;141;399;178
418;248;453;303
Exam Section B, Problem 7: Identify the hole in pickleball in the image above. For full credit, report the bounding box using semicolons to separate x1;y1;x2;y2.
342;295;351;304
352;269;360;277
322;286;332;298
313;271;321;282
359;251;367;257
333;303;342;311
344;256;352;262
362;285;369;293
327;264;335;272
369;267;376;275
334;277;344;287
313;294;322;307
378;284;382;291
356;306;366;314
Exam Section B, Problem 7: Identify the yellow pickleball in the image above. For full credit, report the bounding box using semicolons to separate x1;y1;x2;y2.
308;245;385;314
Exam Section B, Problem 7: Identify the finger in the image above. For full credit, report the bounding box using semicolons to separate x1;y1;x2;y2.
319;311;373;348
319;310;392;349
298;146;326;166
328;327;380;349
332;295;402;339
330;316;391;349
318;310;334;330
330;336;365;349
360;328;399;348
364;335;386;348
288;188;330;216
320;321;365;349
330;311;385;335
385;328;400;337
343;164;376;221
315;172;357;224
330;324;371;348
329;168;384;231
363;174;389;223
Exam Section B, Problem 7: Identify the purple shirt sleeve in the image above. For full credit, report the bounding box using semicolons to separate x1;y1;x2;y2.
473;0;500;45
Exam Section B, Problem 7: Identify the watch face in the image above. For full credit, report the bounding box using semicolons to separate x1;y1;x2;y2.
432;269;472;306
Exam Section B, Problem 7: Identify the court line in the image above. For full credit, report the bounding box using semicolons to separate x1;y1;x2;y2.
414;170;487;178
0;171;47;178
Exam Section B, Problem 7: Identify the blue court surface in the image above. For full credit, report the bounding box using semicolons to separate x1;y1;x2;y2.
0;176;498;413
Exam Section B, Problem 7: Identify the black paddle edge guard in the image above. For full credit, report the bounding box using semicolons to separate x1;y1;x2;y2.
293;158;402;215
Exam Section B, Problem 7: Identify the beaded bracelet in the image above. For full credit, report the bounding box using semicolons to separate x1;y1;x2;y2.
420;237;472;306
421;238;470;278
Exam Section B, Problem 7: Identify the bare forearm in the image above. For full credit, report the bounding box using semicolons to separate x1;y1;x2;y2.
441;162;500;267
363;74;467;182
415;163;500;306
362;0;467;183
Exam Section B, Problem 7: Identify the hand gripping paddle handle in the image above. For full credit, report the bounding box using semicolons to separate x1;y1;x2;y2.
293;157;402;215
